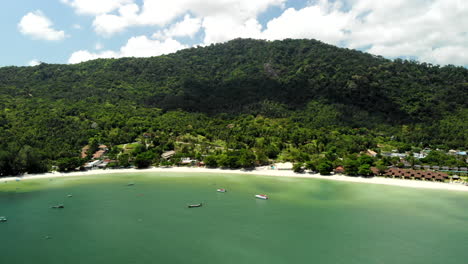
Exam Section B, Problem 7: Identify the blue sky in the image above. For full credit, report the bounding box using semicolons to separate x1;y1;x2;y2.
2;0;467;67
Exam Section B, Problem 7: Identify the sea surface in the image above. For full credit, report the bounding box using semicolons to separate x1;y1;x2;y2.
1;172;467;264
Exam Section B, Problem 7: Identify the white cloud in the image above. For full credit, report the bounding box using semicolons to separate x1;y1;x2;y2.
18;11;66;41
121;36;187;57
72;24;82;30
28;59;41;66
68;50;118;64
420;46;468;66
61;0;134;15
92;3;140;36
343;0;468;65
202;16;263;44
262;4;350;45
257;0;468;66
65;0;468;66
161;14;202;38
68;37;186;63
90;0;286;36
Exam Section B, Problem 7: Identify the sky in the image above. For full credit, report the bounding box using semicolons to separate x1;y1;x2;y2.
1;0;467;67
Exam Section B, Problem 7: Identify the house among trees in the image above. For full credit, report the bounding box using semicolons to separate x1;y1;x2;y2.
180;158;197;166
84;160;102;170
366;149;377;157
81;144;108;159
161;150;176;160
93;145;108;159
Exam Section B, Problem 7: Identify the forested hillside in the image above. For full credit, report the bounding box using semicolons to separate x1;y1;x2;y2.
0;38;466;176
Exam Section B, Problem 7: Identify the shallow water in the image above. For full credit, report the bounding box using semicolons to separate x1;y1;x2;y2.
1;172;467;264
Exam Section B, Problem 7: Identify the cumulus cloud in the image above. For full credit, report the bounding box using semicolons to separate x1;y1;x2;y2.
18;11;66;41
258;0;468;66
61;0;134;15
68;49;118;64
154;14;202;39
28;59;41;66
68;37;186;64
65;0;468;66
262;4;350;45
88;0;285;36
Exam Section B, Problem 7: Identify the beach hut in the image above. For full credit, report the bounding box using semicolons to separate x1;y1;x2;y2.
403;171;413;179
334;166;345;174
424;172;434;181
414;172;423;180
434;174;445;182
384;170;393;178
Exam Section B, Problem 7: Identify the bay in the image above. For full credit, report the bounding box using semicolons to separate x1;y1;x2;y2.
1;172;467;264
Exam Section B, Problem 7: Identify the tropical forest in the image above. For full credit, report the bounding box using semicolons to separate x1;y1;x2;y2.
0;38;466;176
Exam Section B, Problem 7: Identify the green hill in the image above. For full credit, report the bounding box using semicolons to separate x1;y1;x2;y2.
0;38;466;175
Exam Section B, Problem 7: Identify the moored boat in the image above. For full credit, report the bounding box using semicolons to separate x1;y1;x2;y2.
0;216;7;222
255;194;268;200
188;203;203;208
217;188;227;193
51;204;65;209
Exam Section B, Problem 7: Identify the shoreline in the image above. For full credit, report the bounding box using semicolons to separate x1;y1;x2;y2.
2;167;467;192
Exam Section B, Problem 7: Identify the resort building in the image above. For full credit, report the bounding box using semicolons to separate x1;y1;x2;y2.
381;168;448;181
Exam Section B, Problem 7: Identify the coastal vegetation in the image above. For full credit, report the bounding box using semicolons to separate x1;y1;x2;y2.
0;38;466;176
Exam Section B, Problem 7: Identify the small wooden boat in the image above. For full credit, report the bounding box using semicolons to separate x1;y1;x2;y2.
0;216;7;222
188;203;203;208
51;204;65;209
217;188;227;193
255;194;269;200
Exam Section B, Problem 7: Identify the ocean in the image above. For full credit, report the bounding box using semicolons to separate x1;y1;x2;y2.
1;172;467;264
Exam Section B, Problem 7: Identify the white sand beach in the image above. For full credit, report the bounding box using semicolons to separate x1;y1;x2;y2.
2;166;467;192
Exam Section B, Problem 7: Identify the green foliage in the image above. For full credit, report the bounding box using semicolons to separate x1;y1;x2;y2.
375;161;388;175
304;161;316;171
358;164;373;177
204;155;218;168
317;160;333;175
293;163;304;173
238;149;256;169
134;151;155;169
344;157;360;176
118;154;130;168
56;157;84;172
420;151;465;167
0;38;466;176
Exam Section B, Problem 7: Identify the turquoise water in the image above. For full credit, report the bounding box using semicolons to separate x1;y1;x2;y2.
1;172;467;264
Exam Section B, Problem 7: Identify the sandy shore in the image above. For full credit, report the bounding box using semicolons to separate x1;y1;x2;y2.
2;166;467;192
